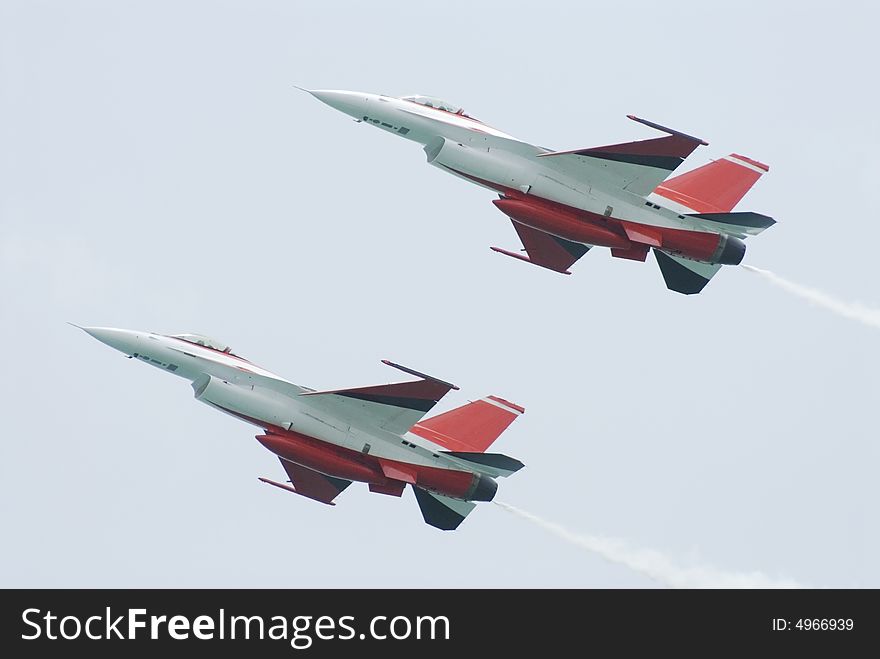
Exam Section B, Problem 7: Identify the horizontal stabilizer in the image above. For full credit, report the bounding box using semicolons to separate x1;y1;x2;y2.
412;485;476;531
686;211;776;236
410;395;524;452
299;361;457;436
442;451;524;478
653;153;769;213
654;249;722;295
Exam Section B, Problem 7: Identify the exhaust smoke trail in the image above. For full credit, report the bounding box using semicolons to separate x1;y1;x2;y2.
495;501;801;588
742;265;880;330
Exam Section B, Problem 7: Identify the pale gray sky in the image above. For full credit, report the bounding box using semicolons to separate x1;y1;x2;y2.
2;0;878;587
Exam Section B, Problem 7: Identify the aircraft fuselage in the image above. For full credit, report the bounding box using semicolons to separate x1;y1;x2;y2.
309;90;745;266
81;327;496;502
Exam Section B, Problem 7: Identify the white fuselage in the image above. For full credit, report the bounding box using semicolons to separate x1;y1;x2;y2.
309;90;712;236
81;327;466;472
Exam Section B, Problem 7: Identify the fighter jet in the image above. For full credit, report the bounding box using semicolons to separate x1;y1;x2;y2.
306;89;775;294
78;326;524;530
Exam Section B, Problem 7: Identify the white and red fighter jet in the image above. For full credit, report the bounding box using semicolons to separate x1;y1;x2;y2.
306;89;774;294
79;326;524;530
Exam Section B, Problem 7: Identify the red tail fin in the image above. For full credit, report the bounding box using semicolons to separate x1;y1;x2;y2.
409;396;524;453
654;153;769;213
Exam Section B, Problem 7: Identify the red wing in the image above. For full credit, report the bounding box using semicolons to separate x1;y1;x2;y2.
278;458;351;505
491;221;590;274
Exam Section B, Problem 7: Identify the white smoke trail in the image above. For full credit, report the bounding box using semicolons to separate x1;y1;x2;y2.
495;501;802;589
742;265;880;330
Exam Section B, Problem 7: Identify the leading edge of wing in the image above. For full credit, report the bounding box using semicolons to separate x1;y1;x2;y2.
539;114;708;159
259;456;351;505
298;361;458;436
536;115;708;197
491;217;590;275
299;361;456;408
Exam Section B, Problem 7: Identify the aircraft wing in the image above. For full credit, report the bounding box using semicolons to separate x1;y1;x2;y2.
259;457;352;505
491;220;590;274
297;360;458;437
537;115;708;197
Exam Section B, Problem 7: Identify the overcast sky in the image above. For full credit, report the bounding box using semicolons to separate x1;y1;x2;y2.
2;0;878;587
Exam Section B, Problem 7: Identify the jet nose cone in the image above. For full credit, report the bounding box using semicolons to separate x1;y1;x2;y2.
307;89;370;119
78;326;141;355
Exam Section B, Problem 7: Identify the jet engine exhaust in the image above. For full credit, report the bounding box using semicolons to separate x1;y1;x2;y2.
712;234;746;265
743;265;880;330
495;501;802;588
467;473;498;502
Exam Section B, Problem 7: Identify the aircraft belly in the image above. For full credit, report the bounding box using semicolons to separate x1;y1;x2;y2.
193;376;357;447
349;430;449;468
529;175;707;233
530;173;597;211
284;418;448;470
426;137;537;194
256;433;382;484
193;369;460;469
256;430;464;494
441;167;503;192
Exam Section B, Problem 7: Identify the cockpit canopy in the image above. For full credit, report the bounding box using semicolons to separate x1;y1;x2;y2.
401;95;472;118
170;333;235;355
